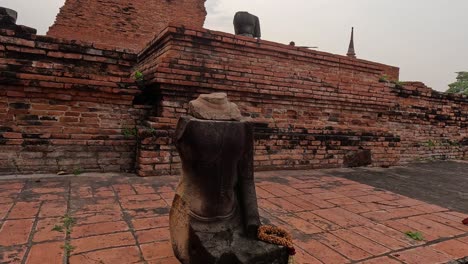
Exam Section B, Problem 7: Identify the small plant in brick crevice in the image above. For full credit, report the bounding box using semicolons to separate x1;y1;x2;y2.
62;214;76;234
379;75;389;83
146;127;158;137
423;140;437;147
122;127;138;138
405;231;424;241
133;71;144;81
392;80;405;88
62;242;76;258
133;71;146;90
52;214;76;235
448;140;461;146
72;167;83;176
51;224;64;232
421;139;461;148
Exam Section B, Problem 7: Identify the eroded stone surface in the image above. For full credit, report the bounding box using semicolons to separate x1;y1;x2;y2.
188;93;242;121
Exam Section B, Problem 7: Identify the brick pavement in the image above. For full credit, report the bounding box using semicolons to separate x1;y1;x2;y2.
0;170;467;264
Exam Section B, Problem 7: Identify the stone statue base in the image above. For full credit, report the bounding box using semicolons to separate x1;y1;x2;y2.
171;194;289;264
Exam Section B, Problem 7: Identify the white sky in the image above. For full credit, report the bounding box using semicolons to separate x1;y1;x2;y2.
2;0;468;92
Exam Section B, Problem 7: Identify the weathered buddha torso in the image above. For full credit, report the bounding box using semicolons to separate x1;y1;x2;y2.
234;11;261;38
170;93;287;264
175;117;247;220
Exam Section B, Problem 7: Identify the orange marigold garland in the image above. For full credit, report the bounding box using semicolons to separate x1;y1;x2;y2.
258;225;296;264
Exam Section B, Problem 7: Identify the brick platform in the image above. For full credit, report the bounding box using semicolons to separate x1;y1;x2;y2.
135;25;468;177
1;170;467;264
2;24;467;177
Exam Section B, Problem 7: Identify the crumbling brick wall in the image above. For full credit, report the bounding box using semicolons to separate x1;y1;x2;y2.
135;25;467;176
47;0;207;51
1;24;466;177
0;28;146;175
386;82;468;163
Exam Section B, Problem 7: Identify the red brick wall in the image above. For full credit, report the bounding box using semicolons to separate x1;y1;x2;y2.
386;82;468;163
1;24;466;177
135;25;467;176
0;28;146;175
47;0;207;51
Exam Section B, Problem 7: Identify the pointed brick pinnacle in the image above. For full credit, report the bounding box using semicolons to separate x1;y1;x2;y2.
347;27;356;59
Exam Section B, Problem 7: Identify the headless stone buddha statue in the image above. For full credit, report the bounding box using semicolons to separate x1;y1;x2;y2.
233;11;261;38
170;93;288;264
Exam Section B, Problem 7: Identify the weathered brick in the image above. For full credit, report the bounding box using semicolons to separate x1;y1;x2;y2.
140;241;174;261
25;241;64;264
69;246;141;264
71;232;135;254
32;217;66;242
70;221;129;239
392;246;453;264
8;202;40;219
47;0;207;51
1;21;467;178
0;219;34;246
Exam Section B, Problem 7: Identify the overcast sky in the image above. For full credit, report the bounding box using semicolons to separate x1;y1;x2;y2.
2;0;467;92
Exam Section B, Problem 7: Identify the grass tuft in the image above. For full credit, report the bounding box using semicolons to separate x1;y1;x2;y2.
62;242;76;257
405;231;424;241
51;224;64;232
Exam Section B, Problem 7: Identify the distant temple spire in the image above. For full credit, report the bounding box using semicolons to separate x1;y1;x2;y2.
347;27;356;58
